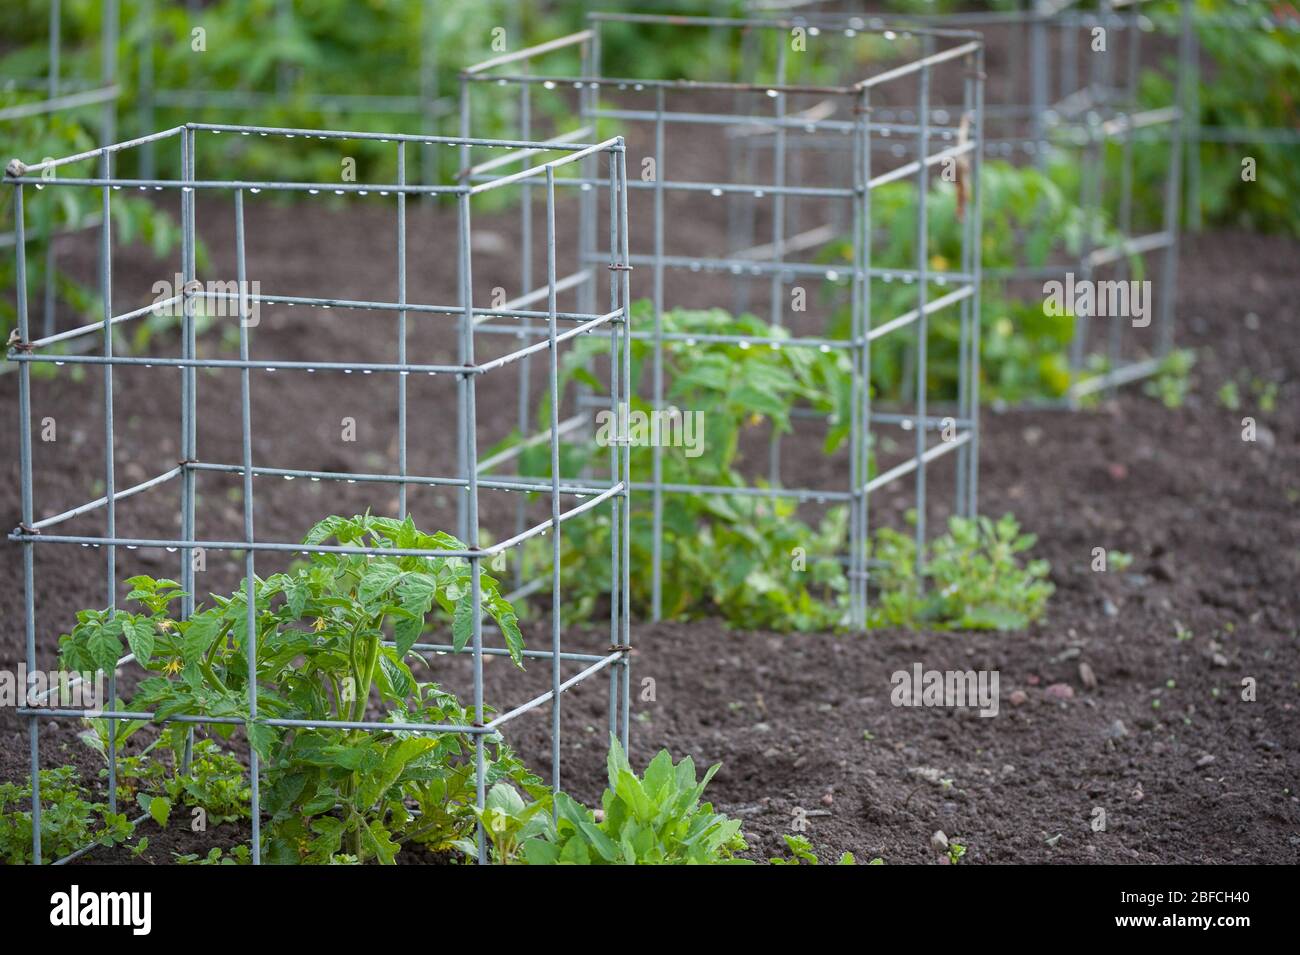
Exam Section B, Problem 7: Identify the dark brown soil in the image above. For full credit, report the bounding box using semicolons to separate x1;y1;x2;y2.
2;62;1297;868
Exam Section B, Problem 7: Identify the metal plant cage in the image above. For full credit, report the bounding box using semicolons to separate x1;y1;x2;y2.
6;123;633;864
460;13;987;630
750;0;1191;403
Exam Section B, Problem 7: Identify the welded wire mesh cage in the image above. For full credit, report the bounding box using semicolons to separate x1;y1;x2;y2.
749;0;1188;403
460;13;986;630
5;122;632;864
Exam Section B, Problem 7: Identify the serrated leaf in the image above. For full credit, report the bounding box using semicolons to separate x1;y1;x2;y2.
451;592;475;652
180;614;221;665
86;620;123;674
124;618;155;666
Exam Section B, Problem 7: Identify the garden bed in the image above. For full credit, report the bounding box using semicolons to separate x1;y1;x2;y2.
1;182;1295;862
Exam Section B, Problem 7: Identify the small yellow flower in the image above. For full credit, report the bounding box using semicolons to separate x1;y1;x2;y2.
313;617;327;632
156;619;176;632
163;657;183;675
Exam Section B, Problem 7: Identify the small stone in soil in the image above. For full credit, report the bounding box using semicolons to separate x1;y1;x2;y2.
1045;682;1075;701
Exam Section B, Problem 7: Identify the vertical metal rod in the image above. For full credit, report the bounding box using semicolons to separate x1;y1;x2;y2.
616;145;632;751
1111;2;1140;391
1182;2;1201;231
1030;0;1048;169
1159;3;1188;358
179;129;196;773
419;1;437;188
234;189;261;864
579;24;600;319
139;0;156;179
396;143;408;517
16;186;42;863
650;87;665;623
848;90;864;629
858;86;874;628
956;66;973;516
514;76;534;593
99;151;118;814
1070;36;1105;401
457;191;487;864
968;48;985;518
545;167;563;801
455;82;472;544
101;0;118;146
607;150;621;729
41;0;62;339
767;41;788;489
913;63;931;582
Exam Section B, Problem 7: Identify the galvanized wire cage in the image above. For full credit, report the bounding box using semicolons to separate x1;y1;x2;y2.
6;123;632;864
751;0;1188;403
460;13;987;630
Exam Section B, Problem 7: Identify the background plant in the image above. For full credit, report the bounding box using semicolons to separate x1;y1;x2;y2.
0;765;132;864
869;513;1054;631
510;737;750;865
508;302;853;631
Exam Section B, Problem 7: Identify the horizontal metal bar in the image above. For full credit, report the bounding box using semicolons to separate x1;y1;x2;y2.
29;654;135;704
0;85;120;122
734;223;838;260
1068;356;1163;398
869;286;975;342
9;352;473;375
868;140;977;190
586;10;981;40
864;431;971;494
1087;230;1174;268
185;122;603;152
53;811;151;866
484;484;626;556
484;651;624;730
8;533;485;560
404;641;609;664
477;270;593;325
477;414;587;474
32;467;182;530
1099;107;1181;139
467;72;858;96
191;461;612;497
629;329;855;351
594;251;975;284
4;175;463;195
856;41;982;90
469;127;595;176
18;707;492;735
475;309;623;373
463;29;594;75
26;294;183;349
475;169;857;199
468;138;625;195
11;128;186;174
197;289;604;325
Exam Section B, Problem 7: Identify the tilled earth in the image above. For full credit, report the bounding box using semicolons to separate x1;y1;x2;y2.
0;179;1296;864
